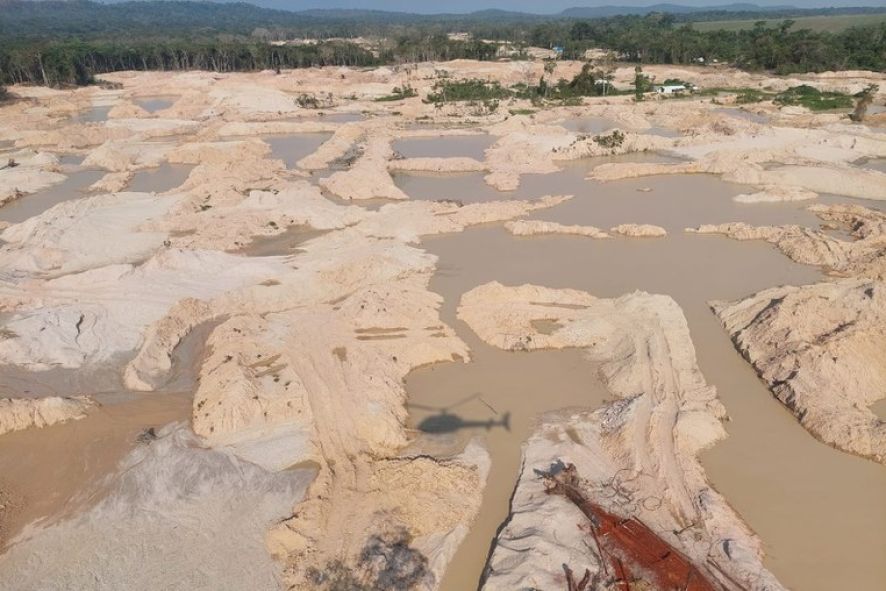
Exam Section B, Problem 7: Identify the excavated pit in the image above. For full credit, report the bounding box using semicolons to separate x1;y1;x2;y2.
405;169;886;591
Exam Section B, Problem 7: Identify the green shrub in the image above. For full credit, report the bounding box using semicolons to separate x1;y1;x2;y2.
374;85;418;102
426;78;511;103
593;129;625;148
774;85;853;111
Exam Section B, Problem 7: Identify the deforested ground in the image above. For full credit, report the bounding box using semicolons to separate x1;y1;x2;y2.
0;60;884;591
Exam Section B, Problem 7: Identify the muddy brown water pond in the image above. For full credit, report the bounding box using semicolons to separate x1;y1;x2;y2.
128;163;193;193
265;133;333;169
395;155;841;231
858;157;886;174
233;224;327;257
0;166;104;224
393;134;495;160
405;171;886;590
318;112;364;123
0;161;193;224
70;106;111;124
135;97;175;113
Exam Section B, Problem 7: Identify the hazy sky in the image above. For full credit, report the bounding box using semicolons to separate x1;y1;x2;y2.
250;1;886;13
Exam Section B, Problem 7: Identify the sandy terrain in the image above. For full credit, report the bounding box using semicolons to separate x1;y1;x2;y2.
0;60;883;590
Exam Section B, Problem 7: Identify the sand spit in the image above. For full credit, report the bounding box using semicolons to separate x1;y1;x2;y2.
732;185;818;203
89;171;134;193
610;223;668;237
0;396;94;436
460;283;781;591
695;204;886;462
320;136;410;200
505;219;610;238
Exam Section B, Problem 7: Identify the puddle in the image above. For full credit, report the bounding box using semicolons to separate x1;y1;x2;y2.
406;172;886;590
561;116;619;135
318;112;364;123
645;125;681;138
714;107;769;125
393;134;495;160
233;224;327;256
128;163;193;193
857;157;886;174
0;167;104;224
135;97;175;113
70;106;111;124
266;134;332;168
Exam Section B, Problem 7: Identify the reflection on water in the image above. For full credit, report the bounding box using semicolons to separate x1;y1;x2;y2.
393;134;495;160
406;166;886;591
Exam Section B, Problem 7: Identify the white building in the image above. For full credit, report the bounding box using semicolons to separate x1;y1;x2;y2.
655;84;689;95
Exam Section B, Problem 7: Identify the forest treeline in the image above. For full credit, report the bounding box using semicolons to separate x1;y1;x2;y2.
0;1;884;87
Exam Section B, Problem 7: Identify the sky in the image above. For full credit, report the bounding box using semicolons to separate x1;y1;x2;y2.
247;1;886;13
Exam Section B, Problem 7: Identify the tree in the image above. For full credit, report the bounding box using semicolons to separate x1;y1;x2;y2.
542;58;557;99
850;84;879;122
634;66;651;101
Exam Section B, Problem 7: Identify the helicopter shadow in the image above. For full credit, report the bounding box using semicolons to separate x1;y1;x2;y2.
408;393;511;435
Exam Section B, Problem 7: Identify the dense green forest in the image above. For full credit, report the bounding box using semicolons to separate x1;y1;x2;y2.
0;1;884;87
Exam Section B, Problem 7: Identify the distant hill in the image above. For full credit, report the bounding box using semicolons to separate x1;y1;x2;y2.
559;4;795;18
2;0;885;41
